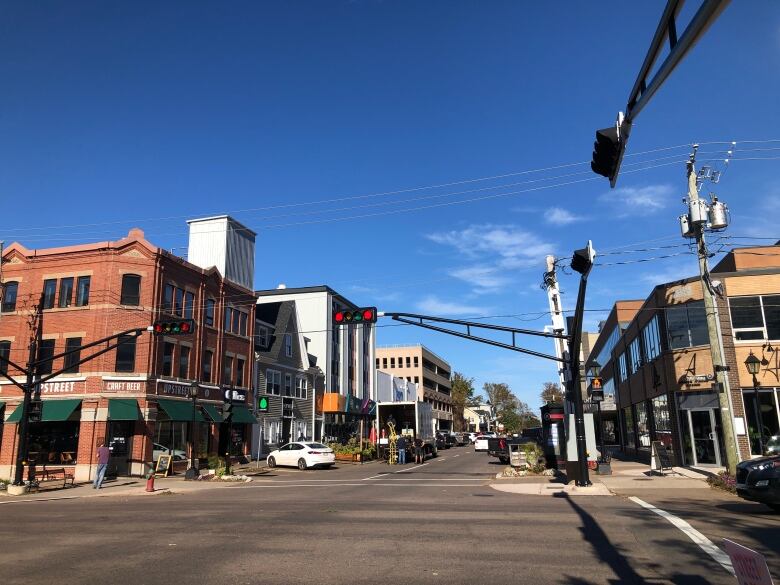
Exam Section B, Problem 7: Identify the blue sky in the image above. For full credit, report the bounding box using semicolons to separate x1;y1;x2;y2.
2;1;779;409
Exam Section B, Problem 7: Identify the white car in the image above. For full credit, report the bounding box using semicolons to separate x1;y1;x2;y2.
267;442;336;470
153;442;187;462
474;436;490;452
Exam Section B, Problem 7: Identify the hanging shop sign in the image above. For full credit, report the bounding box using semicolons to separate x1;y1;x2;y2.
282;397;294;419
223;387;248;404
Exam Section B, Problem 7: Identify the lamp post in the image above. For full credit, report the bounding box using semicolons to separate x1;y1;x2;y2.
186;381;199;480
744;351;765;455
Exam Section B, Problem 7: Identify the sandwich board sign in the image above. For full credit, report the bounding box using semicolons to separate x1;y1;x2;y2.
723;539;774;585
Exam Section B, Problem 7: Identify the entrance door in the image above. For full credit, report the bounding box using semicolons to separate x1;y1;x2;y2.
687;409;721;467
108;421;134;476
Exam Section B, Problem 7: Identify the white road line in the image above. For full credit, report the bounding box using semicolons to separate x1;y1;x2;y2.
629;497;735;576
453;454;460;458
394;462;430;474
371;478;486;481
362;473;389;481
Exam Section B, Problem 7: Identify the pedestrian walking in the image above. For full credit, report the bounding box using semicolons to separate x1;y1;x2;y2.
396;435;407;465
414;435;424;464
93;441;110;489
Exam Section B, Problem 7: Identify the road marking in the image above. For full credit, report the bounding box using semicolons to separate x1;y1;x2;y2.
629;497;735;576
373;478;487;481
394;462;430;474
453;454;460;458
362;473;389;480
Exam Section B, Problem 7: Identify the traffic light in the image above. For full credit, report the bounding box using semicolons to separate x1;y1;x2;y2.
28;400;42;423
590;377;604;401
333;307;377;326
571;241;595;275
257;396;269;413
590;125;623;186
152;319;195;335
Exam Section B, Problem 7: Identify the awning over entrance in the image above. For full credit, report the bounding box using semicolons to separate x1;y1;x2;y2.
231;405;258;424
156;398;205;422
6;399;82;423
108;398;140;421
201;403;224;423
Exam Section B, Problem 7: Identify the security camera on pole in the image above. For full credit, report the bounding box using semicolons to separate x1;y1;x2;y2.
678;145;739;473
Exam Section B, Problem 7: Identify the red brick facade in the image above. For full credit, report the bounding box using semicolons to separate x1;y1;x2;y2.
0;228;255;481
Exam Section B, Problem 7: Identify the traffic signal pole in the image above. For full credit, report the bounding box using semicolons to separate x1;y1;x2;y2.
567;242;596;487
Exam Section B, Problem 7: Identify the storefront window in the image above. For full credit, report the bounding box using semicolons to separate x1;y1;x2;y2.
154;419;188;461
28;421;80;465
623;407;635;450
636;401;650;449
666;301;708;349
651;395;673;448
743;389;780;456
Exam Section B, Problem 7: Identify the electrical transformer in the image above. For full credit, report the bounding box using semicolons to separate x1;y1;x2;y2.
708;197;729;230
679;214;694;238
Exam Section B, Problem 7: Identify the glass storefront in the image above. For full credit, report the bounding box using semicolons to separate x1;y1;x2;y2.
154;419;188;462
651;394;673;448
742;389;780;456
636;401;650;450
28;421;80;465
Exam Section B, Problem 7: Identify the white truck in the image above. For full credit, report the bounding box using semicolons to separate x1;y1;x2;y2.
376;401;438;459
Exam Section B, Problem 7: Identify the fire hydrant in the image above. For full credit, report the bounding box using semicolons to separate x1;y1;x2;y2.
145;469;155;492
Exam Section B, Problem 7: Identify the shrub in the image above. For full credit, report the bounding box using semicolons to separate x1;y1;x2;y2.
707;471;737;494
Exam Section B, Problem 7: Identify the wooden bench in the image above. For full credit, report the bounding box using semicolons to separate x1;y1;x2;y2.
39;467;75;489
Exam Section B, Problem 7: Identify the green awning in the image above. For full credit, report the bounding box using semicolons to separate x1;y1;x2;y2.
201;403;223;423
6;399;81;423
6;404;21;423
108;398;140;421
156;398;205;422
231;405;258;424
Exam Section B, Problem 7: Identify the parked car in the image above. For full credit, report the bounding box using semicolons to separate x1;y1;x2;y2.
474;435;490;452
442;431;457;448
455;433;470;446
267;442;335;470
467;432;478;444
735;454;780;512
488;436;535;464
435;432;451;449
153;443;187;462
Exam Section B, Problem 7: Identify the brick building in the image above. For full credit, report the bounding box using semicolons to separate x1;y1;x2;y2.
585;243;780;468
0;217;257;481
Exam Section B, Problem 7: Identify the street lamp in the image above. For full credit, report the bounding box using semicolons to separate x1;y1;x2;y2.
744;351;766;454
185;381;199;480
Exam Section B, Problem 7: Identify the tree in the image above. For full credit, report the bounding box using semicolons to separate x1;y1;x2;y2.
450;372;476;432
540;381;564;405
482;382;542;433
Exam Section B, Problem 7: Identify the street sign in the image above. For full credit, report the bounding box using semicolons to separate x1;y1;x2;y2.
723;539;774;585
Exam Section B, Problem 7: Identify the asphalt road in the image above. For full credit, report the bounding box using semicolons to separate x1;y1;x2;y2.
0;447;772;585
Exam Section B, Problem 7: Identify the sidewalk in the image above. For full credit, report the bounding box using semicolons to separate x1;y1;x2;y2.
489;459;712;497
0;466;269;504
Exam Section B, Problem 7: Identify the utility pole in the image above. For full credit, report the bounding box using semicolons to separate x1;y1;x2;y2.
684;148;738;474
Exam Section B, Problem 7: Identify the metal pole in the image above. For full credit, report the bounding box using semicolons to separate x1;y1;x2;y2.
190;393;197;471
13;295;42;487
569;272;592;487
686;157;738;473
597;400;605;462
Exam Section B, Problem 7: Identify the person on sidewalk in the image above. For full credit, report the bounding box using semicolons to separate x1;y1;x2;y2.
93;441;110;489
396;435;407;465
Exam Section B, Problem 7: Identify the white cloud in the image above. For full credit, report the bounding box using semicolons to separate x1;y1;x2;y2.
427;224;555;293
598;184;675;217
416;295;491;316
544;207;581;225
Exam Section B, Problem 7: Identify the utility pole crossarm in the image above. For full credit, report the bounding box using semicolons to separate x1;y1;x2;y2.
382;312;568;363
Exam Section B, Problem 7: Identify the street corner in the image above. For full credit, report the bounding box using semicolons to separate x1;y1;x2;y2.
490;480;613;497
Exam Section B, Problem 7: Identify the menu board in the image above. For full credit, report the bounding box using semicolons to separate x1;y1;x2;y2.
155;454;172;477
651;441;672;472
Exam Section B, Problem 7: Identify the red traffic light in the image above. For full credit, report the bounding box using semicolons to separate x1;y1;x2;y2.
332;307;378;326
152;319;196;335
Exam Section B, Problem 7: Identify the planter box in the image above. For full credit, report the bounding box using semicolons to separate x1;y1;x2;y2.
334;453;360;462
